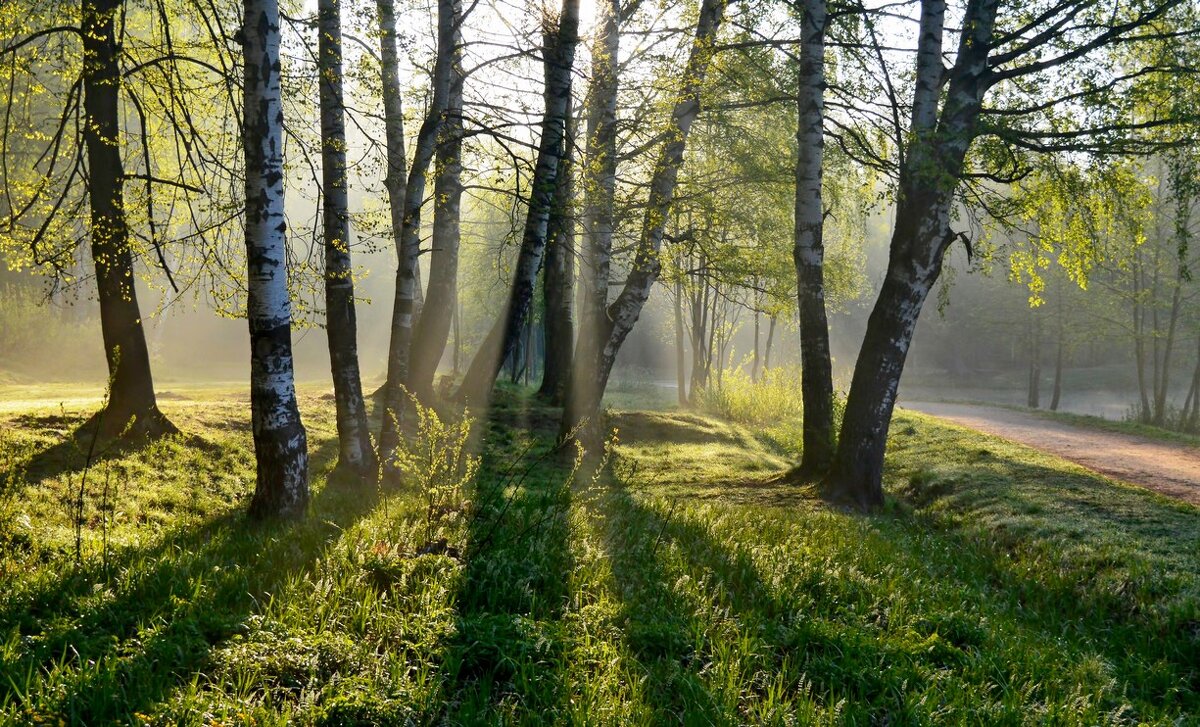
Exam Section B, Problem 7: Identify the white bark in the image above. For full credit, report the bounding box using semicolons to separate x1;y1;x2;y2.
243;0;309;518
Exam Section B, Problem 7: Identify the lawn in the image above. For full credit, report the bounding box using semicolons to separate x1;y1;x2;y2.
0;384;1196;724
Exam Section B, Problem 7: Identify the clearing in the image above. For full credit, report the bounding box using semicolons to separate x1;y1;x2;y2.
0;385;1196;724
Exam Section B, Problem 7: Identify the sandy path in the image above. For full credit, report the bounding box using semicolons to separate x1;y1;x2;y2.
903;401;1200;506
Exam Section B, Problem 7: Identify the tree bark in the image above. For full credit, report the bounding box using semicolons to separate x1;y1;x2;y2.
538;108;577;404
81;0;174;438
567;0;621;433
1027;310;1041;409
375;0;407;387
823;0;997;509
318;0;376;479
561;0;728;438
456;0;581;405
673;252;688;407
408;4;464;402
792;0;834;474
379;0;457;482
763;314;777;371
243;0;309;519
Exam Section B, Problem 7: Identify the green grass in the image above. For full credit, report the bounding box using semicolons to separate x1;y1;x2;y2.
1027;407;1200;447
0;384;1196;724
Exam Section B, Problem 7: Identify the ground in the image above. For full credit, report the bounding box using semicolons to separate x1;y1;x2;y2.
905;401;1200;505
0;383;1196;724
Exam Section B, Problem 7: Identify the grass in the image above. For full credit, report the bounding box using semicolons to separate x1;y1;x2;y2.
0;382;1196;724
1026;408;1200;448
908;395;1200;447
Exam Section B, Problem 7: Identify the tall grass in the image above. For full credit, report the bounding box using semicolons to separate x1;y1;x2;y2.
692;366;843;454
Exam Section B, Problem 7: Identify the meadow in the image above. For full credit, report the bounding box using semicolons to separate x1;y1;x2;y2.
0;379;1196;725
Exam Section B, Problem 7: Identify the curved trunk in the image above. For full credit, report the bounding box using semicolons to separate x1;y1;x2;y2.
793;0;834;474
318;0;376;478
822;0;997;508
243;0;309;519
408;17;465;403
81;0;173;438
456;0;581;405
562;0;728;438
379;0;458;482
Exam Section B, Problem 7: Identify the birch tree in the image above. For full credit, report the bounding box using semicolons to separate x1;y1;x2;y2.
379;0;459;483
537;109;577;405
317;0;376;479
791;0;834;474
455;0;581;405
562;0;729;438
826;0;1195;508
243;0;309;518
408;0;465;402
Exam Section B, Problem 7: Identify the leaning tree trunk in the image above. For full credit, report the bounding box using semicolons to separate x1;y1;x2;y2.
456;0;581;405
379;0;457;483
81;0;174;438
823;0;996;509
538;109;577;405
408;1;464;403
243;0;309;519
561;0;728;439
318;0;376;479
792;0;834;475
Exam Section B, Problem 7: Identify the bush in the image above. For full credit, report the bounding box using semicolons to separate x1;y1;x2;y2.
692;366;845;455
692;366;806;425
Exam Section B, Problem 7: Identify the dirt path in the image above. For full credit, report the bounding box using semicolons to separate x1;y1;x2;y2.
903;401;1200;506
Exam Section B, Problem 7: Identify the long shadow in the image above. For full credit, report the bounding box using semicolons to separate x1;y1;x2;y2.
434;431;576;723
593;481;734;724
609;447;1200;721
892;452;1200;714
0;409;229;496
604;484;959;723
0;431;382;723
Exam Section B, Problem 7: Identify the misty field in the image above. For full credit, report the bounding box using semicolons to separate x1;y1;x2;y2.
0;384;1196;725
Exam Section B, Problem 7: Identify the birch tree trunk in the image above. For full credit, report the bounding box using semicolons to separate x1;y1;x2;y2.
823;0;997;509
538;108;577;405
408;1;464;402
375;0;407;398
1027;310;1041;409
763;314;777;371
565;0;620;432
379;0;457;482
318;0;376;479
561;0;728;438
456;0;581;405
674;256;688;406
374;0;408;405
243;0;309;519
81;0;174;438
792;0;834;474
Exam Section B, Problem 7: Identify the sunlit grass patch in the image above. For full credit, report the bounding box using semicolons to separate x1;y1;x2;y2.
0;384;1196;723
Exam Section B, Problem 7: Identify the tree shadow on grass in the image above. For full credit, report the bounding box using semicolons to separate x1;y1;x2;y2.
597;478;946;723
0;432;383;723
434;436;575;723
0;409;228;497
892;453;1200;715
